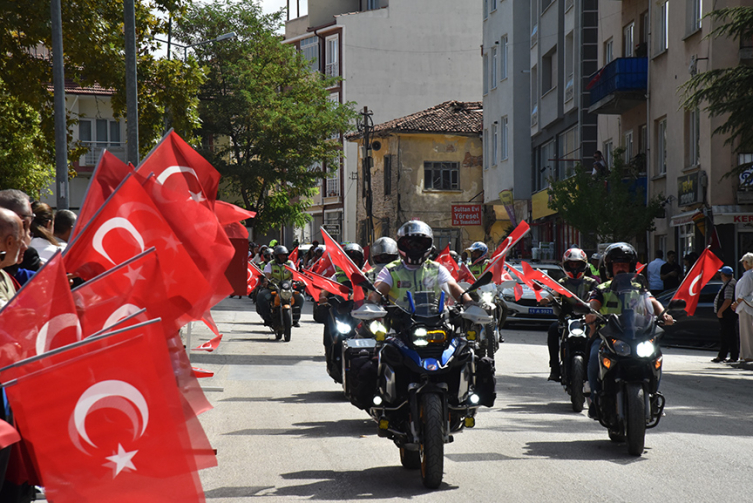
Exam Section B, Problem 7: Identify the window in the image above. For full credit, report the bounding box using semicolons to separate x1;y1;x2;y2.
558;127;579;179
80;119;121;165
542;48;556;94
492;122;499;165
623;22;635;57
501;116;508;161
604;38;614;64
565;32;574;102
491;46;498;89
657;118;667;175
624;130;634;164
739;153;753;188
483;129;489;169
484;0;488;19
688;107;700;166
531;23;538;47
688;0;702;34
542;0;552;12
300;37;319;72
367;0;379;10
639;124;647;154
491;0;497;11
658;2;669;52
500;36;508;80
679;223;695;260
483;53;489;95
325;35;338;77
326;157;340;197
531;65;538;127
384;154;392;195
424;162;459;191
538;140;555;189
603;140;614;170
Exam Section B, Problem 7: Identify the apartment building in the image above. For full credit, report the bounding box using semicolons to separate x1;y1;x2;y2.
284;0;482;244
591;0;752;270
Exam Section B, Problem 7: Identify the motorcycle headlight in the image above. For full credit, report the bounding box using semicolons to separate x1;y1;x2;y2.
636;341;656;358
613;340;631;356
570;327;585;336
335;320;352;334
480;292;495;304
413;327;429;347
280;290;293;301
369;320;387;335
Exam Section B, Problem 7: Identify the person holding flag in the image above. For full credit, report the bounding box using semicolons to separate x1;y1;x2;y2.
585;242;673;419
465;242;490;278
539;247;598;382
365;237;399;282
257;246;304;328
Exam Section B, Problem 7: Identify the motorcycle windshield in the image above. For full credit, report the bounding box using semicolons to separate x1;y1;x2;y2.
405;291;441;317
606;273;656;340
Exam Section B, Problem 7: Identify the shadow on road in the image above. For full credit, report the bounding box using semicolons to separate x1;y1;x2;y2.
204;486;275;499
269;390;347;404
190;353;326;366
223;418;374;439
522;439;648;463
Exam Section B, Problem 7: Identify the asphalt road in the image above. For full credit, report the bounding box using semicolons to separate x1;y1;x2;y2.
187;298;753;502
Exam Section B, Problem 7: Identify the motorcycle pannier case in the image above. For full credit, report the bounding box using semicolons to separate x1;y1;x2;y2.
342;338;378;409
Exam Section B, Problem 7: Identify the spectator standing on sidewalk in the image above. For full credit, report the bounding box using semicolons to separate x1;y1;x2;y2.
732;253;753;363
712;266;738;363
660;250;683;291
647;250;665;296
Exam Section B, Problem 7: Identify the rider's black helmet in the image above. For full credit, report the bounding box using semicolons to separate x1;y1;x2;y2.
370;237;399;265
262;248;273;261
273;245;289;263
396;220;433;266
343;242;365;268
603;242;637;277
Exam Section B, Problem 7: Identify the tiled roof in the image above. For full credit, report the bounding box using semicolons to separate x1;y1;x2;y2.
349;101;483;139
46;78;114;96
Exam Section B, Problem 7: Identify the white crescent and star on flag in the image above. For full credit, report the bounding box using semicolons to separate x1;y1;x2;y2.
92;218;145;265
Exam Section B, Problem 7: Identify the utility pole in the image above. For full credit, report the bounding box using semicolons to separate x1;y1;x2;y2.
51;0;68;209
360;106;375;244
124;0;139;165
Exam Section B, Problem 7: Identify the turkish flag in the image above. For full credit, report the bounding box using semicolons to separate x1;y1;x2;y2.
0;319;214;503
484;222;531;277
288;246;299;266
247;261;264;294
321;228;370;302
63;173;213;329
636;262;646;275
137;130;220;210
521;261;576;299
0;251;81;368
285;266;350;300
508;263;543;302
505;266;526;301
72;248;167;337
72;150;134;241
138;173;235;306
214;200;256;226
672;248;723;316
457;262;476;284
312;253;333;276
435;244;459;281
0;420;20;449
193;311;222;352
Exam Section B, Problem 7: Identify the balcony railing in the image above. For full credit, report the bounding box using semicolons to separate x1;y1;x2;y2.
587;57;647;114
80;143;127;166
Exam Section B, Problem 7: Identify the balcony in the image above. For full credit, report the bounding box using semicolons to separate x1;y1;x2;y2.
587;57;647;115
741;36;753;63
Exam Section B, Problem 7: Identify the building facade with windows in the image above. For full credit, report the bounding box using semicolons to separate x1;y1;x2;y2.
347;101;486;251
284;0;482;244
590;0;751;271
481;0;532;244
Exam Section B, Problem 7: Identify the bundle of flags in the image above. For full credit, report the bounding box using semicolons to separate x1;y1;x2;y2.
0;130;253;502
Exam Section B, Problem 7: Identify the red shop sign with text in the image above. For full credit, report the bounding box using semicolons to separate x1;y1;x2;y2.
451;204;482;226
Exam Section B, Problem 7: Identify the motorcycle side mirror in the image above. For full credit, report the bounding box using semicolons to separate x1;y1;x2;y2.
497;279;517;289
351;302;388;320
666;299;687;314
462;270;493;296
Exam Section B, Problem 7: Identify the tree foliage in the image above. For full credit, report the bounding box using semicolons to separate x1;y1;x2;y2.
547;151;665;243
681;7;753;177
175;0;358;236
0;0;205;194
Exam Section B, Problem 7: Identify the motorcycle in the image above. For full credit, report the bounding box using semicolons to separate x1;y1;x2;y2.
267;279;299;342
590;273;684;456
323;296;362;383
351;273;496;489
471;283;507;359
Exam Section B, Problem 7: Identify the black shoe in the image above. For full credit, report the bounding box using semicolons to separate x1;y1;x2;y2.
711;357;726;363
588;401;598;420
293;322;301;328
548;369;561;382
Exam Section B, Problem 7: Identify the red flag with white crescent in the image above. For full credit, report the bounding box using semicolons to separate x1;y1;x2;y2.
247;262;263;295
0;319;214;502
320;229;369;302
521;261;575;299
435;244;459;281
0;251;81;369
193;312;222;352
672;248;723;316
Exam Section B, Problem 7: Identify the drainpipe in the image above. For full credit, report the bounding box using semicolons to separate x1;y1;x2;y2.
646;0;652;257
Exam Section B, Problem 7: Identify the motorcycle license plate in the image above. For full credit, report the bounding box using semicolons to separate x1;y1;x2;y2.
529;307;553;315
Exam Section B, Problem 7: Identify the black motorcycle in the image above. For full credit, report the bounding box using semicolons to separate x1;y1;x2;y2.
351;273;496;489
559;316;589;412
591;273;684;456
323;296;360;383
267;279;297;342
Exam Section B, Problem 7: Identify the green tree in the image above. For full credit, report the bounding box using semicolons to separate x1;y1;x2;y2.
681;6;753;177
0;0;205;194
176;0;358;236
547;151;665;243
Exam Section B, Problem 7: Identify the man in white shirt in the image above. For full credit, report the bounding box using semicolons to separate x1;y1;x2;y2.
646;250;666;296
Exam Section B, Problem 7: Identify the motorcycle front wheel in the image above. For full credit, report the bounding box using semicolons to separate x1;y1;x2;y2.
626;383;646;456
570;355;585;412
283;308;292;342
420;393;445;489
485;324;498;359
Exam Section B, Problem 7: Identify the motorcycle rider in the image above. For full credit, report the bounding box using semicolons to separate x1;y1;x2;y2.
584;242;673;418
466;241;490;279
366;237;399;282
257;245;305;328
540;247;598;382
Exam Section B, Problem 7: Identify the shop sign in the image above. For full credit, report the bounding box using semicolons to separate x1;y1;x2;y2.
451;204;482;226
677;173;700;206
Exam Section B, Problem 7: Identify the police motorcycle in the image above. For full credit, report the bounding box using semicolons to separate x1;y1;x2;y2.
588;273;685;456
472;282;509;359
549;296;590;412
351;272;496;489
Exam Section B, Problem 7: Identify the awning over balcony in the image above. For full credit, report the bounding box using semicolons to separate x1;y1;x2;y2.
588;57;647;115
